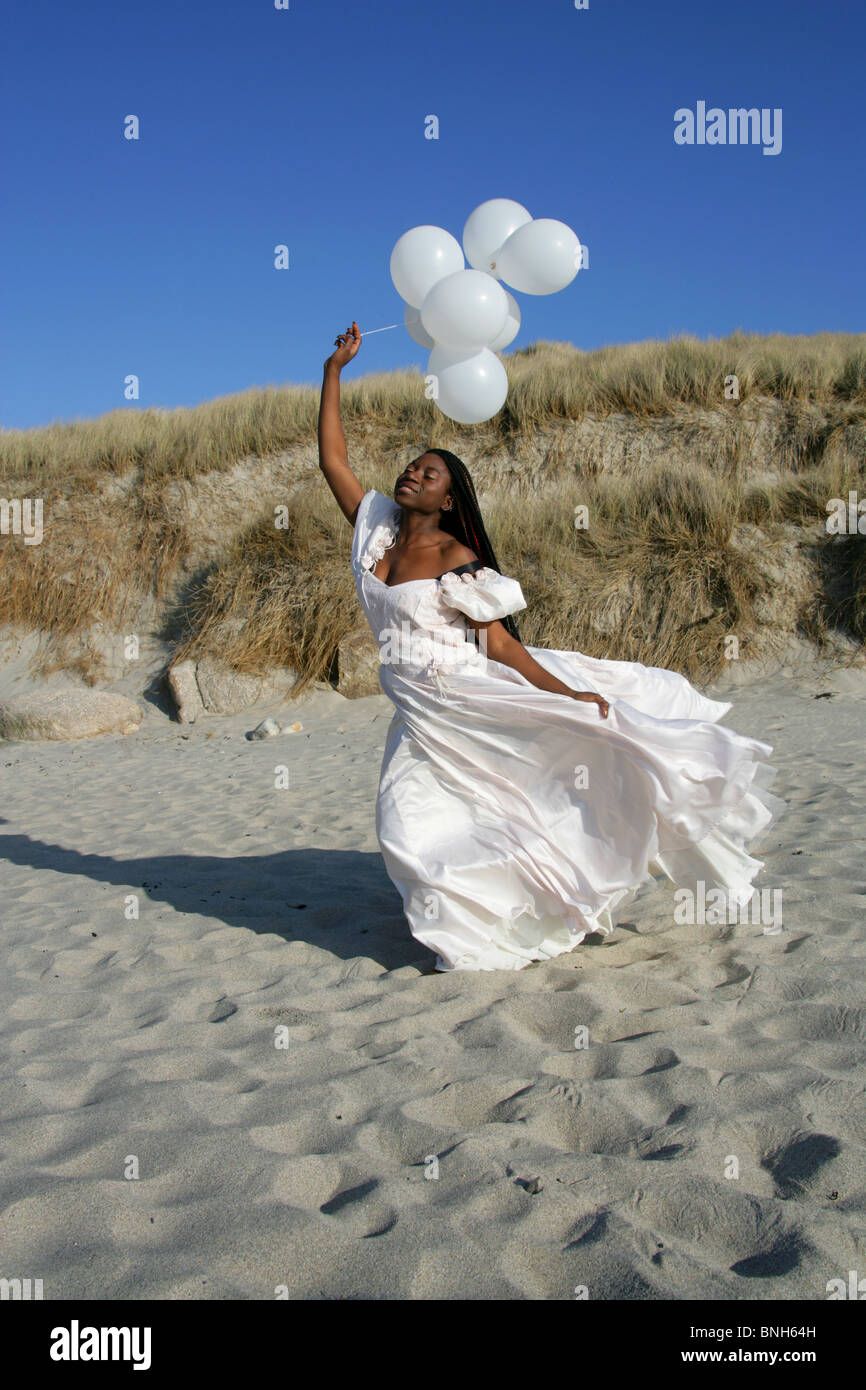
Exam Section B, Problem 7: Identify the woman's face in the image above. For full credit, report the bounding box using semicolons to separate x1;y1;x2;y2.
394;453;452;515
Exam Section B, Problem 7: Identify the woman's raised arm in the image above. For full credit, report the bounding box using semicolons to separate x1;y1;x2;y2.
318;322;366;527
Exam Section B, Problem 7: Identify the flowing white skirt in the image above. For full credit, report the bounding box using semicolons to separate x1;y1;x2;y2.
375;645;786;972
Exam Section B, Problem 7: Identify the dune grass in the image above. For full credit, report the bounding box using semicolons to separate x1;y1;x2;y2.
2;331;865;485
169;452;865;696
1;332;864;691
169;498;359;693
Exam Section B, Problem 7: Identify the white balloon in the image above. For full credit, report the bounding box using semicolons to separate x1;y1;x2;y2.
420;269;509;352
390;225;465;309
462;198;532;275
404;305;435;349
427;344;508;425
492;218;582;295
487;286;521;350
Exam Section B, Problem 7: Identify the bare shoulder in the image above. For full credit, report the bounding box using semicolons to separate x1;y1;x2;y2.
442;537;479;567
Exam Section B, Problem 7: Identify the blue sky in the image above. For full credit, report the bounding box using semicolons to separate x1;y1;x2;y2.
2;0;864;431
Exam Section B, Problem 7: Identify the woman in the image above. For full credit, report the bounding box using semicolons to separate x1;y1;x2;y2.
318;322;785;972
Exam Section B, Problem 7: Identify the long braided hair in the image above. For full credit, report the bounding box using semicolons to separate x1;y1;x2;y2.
426;447;522;642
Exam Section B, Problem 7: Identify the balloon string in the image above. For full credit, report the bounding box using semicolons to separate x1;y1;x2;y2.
358;323;400;335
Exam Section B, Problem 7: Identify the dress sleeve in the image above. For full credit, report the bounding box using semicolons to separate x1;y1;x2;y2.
439;566;527;621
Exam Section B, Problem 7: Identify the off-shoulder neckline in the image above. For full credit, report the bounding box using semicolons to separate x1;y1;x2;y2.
367;560;484;590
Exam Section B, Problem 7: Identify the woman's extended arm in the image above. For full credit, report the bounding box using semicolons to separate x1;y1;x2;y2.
469;617;610;718
318;321;366;527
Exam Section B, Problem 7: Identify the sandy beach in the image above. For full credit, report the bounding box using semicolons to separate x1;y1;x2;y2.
1;634;864;1301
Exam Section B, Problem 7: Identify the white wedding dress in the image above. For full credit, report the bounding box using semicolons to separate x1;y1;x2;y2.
351;488;786;972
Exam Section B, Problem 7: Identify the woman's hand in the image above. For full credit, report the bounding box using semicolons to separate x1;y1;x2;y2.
570;690;610;718
325;321;362;372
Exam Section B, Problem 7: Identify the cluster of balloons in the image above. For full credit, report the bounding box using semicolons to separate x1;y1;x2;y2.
390;198;582;424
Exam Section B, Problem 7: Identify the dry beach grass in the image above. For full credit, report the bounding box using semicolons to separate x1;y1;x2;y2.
3;329;865;481
1;332;865;693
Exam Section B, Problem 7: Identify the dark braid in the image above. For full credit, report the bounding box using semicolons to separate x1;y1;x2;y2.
426;448;522;642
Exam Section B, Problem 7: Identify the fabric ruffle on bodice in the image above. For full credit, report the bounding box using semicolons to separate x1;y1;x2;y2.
354;491;401;576
438;567;526;622
360;513;399;572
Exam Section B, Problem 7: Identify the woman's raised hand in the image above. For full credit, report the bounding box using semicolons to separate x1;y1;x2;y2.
325;321;362;371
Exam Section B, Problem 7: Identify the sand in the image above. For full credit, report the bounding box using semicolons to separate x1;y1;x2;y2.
1;641;865;1301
